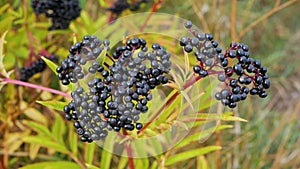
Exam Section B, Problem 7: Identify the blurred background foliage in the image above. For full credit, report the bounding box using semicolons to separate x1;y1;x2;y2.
0;0;300;169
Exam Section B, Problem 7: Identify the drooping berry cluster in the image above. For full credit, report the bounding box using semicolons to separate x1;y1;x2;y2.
107;0;149;19
58;35;171;142
31;0;81;30
181;21;270;108
20;54;59;82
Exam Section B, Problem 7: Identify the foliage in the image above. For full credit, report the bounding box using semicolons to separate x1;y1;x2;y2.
0;0;299;169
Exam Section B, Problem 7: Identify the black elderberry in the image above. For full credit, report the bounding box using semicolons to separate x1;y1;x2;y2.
20;54;59;82
31;0;81;30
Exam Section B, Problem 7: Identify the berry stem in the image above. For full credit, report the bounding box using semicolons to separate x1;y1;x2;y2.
125;143;135;169
138;74;206;134
1;77;71;98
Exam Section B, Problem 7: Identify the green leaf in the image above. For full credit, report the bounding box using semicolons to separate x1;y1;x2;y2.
36;100;68;111
175;125;233;149
0;31;8;77
85;143;96;164
79;0;86;8
100;134;115;169
196;113;247;122
41;56;58;75
19;161;81;169
165;146;222;166
68;123;78;156
22;136;68;153
86;164;100;169
41;56;75;91
23;120;52;138
52;113;65;145
117;155;128;169
23;108;48;125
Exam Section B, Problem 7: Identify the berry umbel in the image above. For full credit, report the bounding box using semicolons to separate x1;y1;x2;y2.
181;21;270;108
20;54;58;82
57;35;171;142
31;0;81;30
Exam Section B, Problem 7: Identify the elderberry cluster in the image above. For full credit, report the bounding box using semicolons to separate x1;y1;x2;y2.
107;0;149;19
20;55;58;82
181;21;270;108
58;35;171;142
31;0;81;30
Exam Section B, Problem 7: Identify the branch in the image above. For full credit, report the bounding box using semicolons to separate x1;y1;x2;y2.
237;0;299;40
1;77;71;98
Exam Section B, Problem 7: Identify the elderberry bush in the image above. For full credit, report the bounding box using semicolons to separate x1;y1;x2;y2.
57;35;171;142
31;0;81;30
181;21;270;108
20;54;58;82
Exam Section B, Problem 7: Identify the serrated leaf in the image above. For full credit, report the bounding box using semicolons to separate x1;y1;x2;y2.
165;146;221;166
36;100;68;111
23;120;52;138
19;161;81;169
22;136;68;153
23;108;48;125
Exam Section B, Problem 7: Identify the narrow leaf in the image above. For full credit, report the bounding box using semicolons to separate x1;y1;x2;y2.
175;125;232;149
19;161;81;169
85;143;96;164
23;136;68;153
23;108;48;125
36;100;68;111
52;113;65;145
23;120;52;138
165;146;221;166
41;56;58;75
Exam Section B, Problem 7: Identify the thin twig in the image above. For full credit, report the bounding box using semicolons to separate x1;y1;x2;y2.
139;0;163;32
231;0;237;41
237;0;299;40
1;78;71;98
125;143;135;169
188;0;210;32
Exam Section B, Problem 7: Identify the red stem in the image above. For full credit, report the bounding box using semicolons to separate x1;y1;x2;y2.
125;143;135;169
139;0;163;32
138;74;205;134
1;78;71;98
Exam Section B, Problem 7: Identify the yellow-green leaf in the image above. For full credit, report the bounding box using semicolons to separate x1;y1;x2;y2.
23;136;68;153
23;120;52;138
23;108;48;125
165;146;221;166
41;56;58;75
36;100;68;111
52;113;65;145
19;161;81;169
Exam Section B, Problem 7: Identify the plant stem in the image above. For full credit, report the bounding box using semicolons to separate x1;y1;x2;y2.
139;0;163;32
1;78;71;98
237;0;298;40
138;74;204;134
231;0;237;41
125;143;135;169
